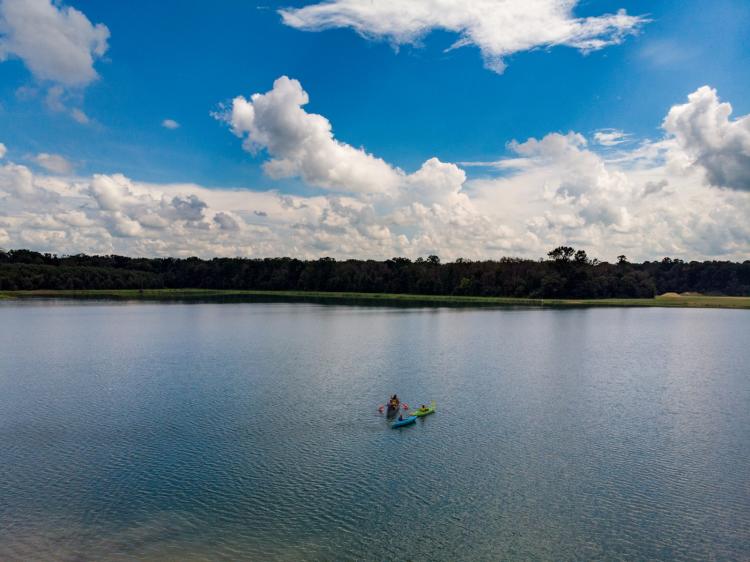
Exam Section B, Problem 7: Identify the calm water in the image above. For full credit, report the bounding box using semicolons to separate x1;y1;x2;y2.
1;301;749;561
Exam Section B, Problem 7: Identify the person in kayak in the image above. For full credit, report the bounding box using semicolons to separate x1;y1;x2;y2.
398;414;404;421
385;395;400;418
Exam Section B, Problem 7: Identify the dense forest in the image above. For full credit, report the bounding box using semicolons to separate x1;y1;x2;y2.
1;248;749;298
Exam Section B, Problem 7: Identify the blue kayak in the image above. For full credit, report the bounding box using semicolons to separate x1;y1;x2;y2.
391;416;417;428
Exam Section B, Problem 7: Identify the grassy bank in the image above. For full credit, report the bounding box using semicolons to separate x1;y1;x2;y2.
1;289;749;308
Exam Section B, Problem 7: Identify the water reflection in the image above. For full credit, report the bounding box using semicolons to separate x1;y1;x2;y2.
1;302;748;560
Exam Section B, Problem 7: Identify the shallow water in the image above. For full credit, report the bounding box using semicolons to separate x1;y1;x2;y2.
1;301;749;560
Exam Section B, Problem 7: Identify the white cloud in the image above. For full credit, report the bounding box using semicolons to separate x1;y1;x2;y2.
0;142;6;159
217;76;499;255
279;0;646;73
104;212;143;238
404;157;466;205
221;76;403;194
162;119;180;130
0;0;109;86
470;130;750;259
476;132;637;234
214;211;242;231
88;174;134;211
0;162;38;199
35;153;73;174
1;84;749;262
663;86;750;191
594;129;630;146
167;194;207;222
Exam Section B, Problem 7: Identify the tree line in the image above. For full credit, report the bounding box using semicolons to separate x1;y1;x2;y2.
1;247;749;298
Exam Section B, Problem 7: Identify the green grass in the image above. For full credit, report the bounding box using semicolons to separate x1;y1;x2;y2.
1;289;749;308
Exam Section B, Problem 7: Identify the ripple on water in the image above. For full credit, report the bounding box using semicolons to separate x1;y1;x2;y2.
0;302;749;560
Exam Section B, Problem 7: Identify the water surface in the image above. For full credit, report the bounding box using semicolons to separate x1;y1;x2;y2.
1;301;748;560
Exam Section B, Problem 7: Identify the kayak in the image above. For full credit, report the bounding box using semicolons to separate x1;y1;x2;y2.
412;401;436;417
391;416;417;428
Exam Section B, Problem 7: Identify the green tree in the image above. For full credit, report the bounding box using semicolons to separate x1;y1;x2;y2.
548;246;575;262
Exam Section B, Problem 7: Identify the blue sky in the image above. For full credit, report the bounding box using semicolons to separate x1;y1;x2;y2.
1;0;749;260
1;0;746;187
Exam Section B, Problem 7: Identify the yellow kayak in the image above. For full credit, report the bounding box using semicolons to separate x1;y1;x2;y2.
412;401;436;417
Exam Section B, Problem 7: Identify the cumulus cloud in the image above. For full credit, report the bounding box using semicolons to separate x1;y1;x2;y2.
0;142;5;158
493;132;635;231
220;76;403;194
0;162;33;197
34;153;73;174
219;75;479;231
168;194;207;222
1;84;749;262
162;119;179;130
214;211;242;231
663;86;750;191
0;0;109;86
643;179;668;197
279;0;646;73
88;174;134;211
217;76;501;255
470;128;750;259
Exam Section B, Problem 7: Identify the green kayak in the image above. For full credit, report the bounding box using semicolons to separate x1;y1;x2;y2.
412;401;436;417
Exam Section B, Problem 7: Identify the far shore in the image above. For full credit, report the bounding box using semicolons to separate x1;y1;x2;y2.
1;289;749;309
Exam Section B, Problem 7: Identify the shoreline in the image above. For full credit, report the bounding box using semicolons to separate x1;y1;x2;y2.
1;289;749;309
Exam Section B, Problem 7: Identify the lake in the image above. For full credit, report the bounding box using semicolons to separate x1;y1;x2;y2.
1;300;748;560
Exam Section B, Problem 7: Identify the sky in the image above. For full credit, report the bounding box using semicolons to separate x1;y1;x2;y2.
0;0;749;261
